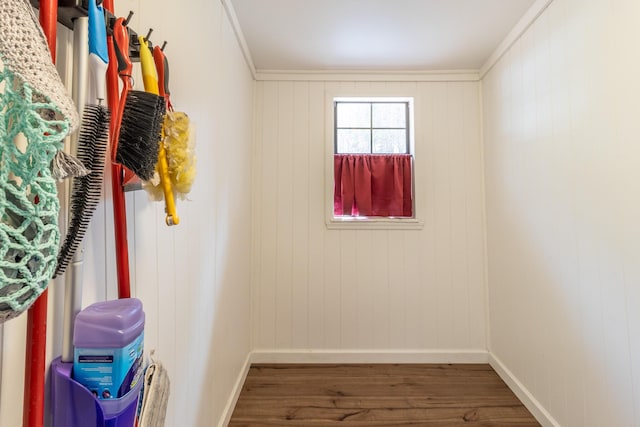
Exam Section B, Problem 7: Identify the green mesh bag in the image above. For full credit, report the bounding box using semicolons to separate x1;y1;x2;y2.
0;66;68;323
0;0;78;324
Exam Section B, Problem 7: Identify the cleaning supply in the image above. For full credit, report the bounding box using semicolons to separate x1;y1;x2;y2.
54;0;110;279
138;350;170;427
104;5;131;298
148;45;196;203
112;18;165;182
138;36;179;225
73;298;145;400
50;150;90;181
0;0;78;323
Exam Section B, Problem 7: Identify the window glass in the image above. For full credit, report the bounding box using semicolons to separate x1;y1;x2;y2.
336;103;370;128
373;129;406;153
372;103;406;128
336;129;370;153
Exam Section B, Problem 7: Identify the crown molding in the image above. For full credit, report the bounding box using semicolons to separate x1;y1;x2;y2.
221;0;257;79
479;0;555;78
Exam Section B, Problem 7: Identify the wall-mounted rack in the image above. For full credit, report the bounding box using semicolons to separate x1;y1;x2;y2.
29;0;142;60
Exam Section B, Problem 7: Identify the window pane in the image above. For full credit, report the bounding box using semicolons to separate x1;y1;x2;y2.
337;129;370;153
372;103;406;128
372;130;407;153
336;103;370;128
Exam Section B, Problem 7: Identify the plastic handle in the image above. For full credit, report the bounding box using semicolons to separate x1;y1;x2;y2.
158;131;179;226
139;36;159;95
89;54;108;105
153;46;170;100
88;0;108;63
88;0;108;104
112;18;132;80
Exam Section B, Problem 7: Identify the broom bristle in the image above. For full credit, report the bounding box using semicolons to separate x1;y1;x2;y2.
54;104;110;278
116;90;166;181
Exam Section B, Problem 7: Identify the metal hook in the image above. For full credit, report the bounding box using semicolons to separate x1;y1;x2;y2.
161;41;167;51
124;10;134;26
145;28;154;42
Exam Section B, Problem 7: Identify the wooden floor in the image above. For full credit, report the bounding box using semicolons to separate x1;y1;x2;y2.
229;364;541;426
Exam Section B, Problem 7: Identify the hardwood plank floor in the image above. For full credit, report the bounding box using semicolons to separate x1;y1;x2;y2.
229;364;540;426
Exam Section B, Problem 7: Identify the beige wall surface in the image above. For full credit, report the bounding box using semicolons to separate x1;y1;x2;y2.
252;80;487;354
483;0;640;425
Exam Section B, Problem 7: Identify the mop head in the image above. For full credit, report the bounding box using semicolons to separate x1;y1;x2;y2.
50;150;90;181
143;111;196;201
138;350;170;427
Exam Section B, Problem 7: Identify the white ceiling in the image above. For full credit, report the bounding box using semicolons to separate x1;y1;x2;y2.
229;0;536;72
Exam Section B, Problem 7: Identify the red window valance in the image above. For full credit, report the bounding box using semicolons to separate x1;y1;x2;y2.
334;154;413;217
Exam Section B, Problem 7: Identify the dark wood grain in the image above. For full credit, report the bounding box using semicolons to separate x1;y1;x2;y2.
229;364;540;426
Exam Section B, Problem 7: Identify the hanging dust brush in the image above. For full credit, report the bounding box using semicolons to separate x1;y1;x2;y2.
144;44;196;205
0;0;78;323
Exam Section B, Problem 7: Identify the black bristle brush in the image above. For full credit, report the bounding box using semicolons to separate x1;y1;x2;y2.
112;16;165;181
54;0;110;278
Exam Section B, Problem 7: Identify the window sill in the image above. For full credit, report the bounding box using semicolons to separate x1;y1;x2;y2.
326;217;425;230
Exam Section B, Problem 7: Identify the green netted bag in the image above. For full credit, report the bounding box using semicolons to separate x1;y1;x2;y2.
0;66;68;323
0;0;78;323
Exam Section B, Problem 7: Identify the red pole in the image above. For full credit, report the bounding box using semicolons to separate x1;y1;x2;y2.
23;293;48;427
23;2;57;426
103;0;132;298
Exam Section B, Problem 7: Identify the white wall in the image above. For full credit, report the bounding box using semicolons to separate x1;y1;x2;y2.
482;0;640;425
252;80;487;357
0;1;254;426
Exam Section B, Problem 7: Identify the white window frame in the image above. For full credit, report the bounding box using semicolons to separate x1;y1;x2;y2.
325;90;424;230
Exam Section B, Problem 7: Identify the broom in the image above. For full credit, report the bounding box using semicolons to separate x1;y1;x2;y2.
112;17;165;182
54;0;110;279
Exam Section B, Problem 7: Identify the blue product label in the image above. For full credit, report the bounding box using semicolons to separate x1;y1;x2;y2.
73;332;144;399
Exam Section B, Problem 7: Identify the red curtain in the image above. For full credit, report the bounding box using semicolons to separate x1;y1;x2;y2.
334;154;413;217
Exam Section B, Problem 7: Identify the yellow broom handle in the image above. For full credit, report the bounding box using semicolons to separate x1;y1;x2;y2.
139;36;179;225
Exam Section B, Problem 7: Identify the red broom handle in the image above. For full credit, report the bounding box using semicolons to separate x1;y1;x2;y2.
23;2;58;426
39;0;57;59
104;0;132;298
23;294;47;427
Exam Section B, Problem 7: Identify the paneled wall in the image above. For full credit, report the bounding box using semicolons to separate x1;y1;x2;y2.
252;80;487;355
0;1;254;426
482;0;640;425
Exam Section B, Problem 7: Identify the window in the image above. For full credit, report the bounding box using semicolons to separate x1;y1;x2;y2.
335;101;409;154
327;96;422;230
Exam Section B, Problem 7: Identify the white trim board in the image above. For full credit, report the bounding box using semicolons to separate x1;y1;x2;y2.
217;353;252;427
255;70;480;82
489;353;561;427
479;0;555;78
220;0;257;79
250;349;490;364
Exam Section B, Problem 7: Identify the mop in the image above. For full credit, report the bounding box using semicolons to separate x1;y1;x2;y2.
137;350;171;427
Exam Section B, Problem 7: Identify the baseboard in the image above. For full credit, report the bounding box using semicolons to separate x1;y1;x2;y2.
250;349;489;364
218;352;252;427
489;353;561;427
